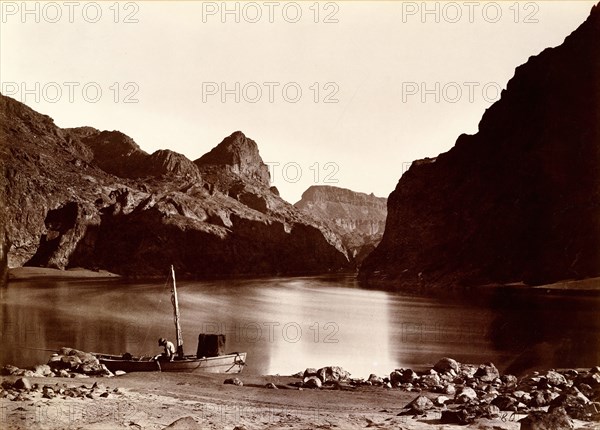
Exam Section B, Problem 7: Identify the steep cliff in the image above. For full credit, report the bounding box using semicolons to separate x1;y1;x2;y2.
1;95;349;277
295;186;387;264
360;4;600;288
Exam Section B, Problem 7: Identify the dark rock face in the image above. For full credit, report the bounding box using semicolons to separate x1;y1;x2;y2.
295;185;387;265
1;95;349;276
360;4;600;288
68;128;202;181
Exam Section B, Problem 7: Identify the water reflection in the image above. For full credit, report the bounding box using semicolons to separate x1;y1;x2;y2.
1;276;598;377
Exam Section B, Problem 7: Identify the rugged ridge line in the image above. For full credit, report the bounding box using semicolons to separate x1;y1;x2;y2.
1;95;350;277
360;4;600;289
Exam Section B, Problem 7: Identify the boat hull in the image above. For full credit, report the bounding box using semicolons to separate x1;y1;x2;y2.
97;352;246;374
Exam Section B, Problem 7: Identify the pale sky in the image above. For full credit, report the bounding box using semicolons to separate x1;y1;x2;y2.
1;1;596;202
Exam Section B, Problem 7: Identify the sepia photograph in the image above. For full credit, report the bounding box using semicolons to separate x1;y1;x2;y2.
0;1;599;429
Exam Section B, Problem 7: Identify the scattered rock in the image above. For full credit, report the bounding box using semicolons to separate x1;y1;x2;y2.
13;378;31;390
317;366;350;383
303;368;318;379
163;416;201;429
455;386;477;403
42;386;55;399
303;376;322;389
481;404;501;418
474;363;500;382
520;406;573;430
265;383;278;389
1;365;21;376
434;357;459;374
435;395;450;406
33;364;52;376
368;374;384;386
502;374;518;387
530;390;554;407
444;383;456;396
440;409;475;425
223;378;243;387
492;395;517;411
541;370;567;387
391;369;417;384
420;372;441;388
403;395;434;414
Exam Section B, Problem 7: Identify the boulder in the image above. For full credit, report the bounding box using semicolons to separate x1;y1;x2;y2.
520;407;573;430
163;416;201;429
455;386;477;403
434;358;460;374
420;372;441;388
541;371;567;387
13;378;32;390
403;395;434;414
303;368;318;379
42;386;55;399
501;374;518;387
33;364;52;376
303;376;322;389
529;390;554;407
1;365;21;376
435;395;450;406
440;409;475;425
223;378;243;387
481;404;501;418
474;363;500;382
391;369;417;384
368;374;384;386
444;384;456;396
316;366;350;383
492;395;517;411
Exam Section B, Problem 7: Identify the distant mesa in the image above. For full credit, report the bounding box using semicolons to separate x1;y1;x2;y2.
295;185;387;266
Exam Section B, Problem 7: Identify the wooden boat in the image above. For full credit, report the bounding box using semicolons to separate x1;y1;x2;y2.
96;351;247;374
96;266;247;374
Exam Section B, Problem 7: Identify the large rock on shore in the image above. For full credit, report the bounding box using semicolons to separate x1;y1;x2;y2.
520;407;574;430
0;95;350;277
360;4;600;288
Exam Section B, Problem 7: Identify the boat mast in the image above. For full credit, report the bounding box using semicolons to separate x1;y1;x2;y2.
170;265;184;358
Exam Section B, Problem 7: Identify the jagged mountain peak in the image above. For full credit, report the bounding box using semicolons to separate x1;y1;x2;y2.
195;131;270;187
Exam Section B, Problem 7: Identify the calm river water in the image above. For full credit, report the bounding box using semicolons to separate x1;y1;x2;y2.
1;275;598;377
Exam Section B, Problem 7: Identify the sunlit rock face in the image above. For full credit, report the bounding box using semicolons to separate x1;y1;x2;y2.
295;185;387;265
1;95;349;277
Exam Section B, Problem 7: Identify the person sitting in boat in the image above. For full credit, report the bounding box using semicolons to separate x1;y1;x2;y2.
156;337;176;362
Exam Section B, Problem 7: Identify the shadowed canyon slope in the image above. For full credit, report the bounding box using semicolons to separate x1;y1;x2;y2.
295;186;387;265
360;4;600;289
0;96;349;277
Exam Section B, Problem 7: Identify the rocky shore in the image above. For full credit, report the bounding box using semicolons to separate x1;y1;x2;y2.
2;351;598;429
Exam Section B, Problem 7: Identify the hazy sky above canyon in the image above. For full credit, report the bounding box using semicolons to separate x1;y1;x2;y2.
1;1;596;202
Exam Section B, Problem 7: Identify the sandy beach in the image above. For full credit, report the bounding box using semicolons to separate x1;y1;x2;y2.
3;365;600;430
0;371;526;430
